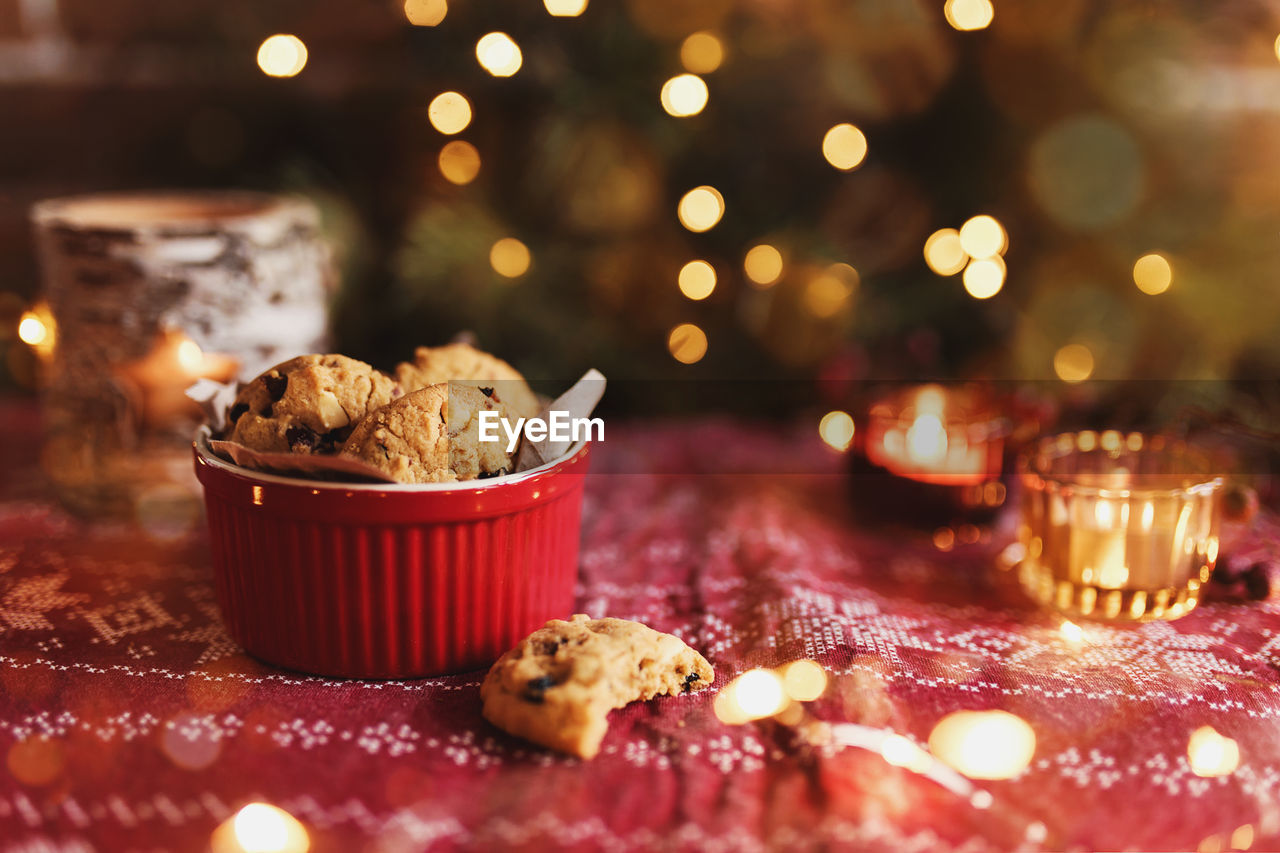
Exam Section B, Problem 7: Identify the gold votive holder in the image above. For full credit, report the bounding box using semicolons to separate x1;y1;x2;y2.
1017;431;1224;623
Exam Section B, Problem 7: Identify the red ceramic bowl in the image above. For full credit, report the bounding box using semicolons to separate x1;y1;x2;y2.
193;431;589;678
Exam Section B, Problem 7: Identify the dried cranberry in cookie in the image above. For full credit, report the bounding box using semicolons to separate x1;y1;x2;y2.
225;354;399;454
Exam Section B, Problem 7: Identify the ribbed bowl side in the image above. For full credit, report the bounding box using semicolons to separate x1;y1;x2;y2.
200;482;585;679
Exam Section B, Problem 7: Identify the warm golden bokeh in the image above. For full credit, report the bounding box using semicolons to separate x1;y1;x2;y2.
958;215;1005;259
256;35;308;78
403;0;447;26
928;710;1036;780
210;802;310;853
1133;253;1173;295
803;263;858;318
489;238;531;278
544;0;588;16
677;186;724;232
438;140;481;185
677;260;716;300
1187;726;1240;778
818;410;855;452
1054;343;1095;383
962;256;1005;299
781;659;829;701
667;323;708;364
680;32;725;74
475;32;523;77
944;0;994;31
923;228;967;276
660;74;709;117
821;123;868;171
428;92;472;135
743;244;783;287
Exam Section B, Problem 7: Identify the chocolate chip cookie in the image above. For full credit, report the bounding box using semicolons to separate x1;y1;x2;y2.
480;615;715;759
395;343;542;420
340;383;514;483
225;354;400;454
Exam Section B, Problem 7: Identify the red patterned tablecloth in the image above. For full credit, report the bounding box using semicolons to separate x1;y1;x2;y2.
3;403;1280;852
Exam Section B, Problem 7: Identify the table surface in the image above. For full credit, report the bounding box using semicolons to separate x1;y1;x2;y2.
3;403;1280;852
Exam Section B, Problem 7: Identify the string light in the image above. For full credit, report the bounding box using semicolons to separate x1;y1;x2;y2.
744;244;784;287
428;92;472;135
176;338;204;374
680;32;724;74
1133;253;1172;295
818;411;855;452
962;256;1005;299
958;215;1006;259
438;141;481;185
1187;726;1239;777
928;710;1036;780
256;35;308;78
403;0;447;26
668;323;708;364
210;803;309;853
923;228;967;276
677;261;716;300
1059;619;1083;644
781;660;828;701
881;734;932;772
544;0;588;16
660;74;709;117
804;263;858;318
677;186;724;232
1054;343;1094;383
821;124;868;171
944;0;994;31
489;238;531;278
476;32;522;77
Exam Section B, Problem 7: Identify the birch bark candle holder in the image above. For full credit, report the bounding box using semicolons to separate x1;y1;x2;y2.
30;191;332;518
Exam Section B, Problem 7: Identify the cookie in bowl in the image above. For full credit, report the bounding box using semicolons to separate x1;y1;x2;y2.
340;383;516;483
225;354;399;454
396;342;541;420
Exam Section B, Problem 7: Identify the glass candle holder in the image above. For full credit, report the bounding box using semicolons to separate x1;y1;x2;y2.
1017;431;1224;622
848;384;1009;531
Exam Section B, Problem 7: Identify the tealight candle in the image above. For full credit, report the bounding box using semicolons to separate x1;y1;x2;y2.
849;384;1008;530
1017;431;1224;622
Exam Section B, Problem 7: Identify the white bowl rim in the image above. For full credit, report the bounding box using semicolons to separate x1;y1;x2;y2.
193;426;589;493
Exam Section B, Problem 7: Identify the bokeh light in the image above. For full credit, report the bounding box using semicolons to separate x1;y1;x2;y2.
1188;726;1240;778
17;312;47;346
668;323;708;364
928;710;1036;780
944;0;994;31
1060;619;1084;644
489;238;531;278
819;411;855;452
211;802;310;853
175;337;204;374
678;260;716;300
781;659;829;701
6;737;64;786
428;92;472;135
821;124;868;171
1133;253;1172;295
881;734;932;772
677;186;724;232
962;256;1005;299
544;0;588;16
680;32;724;74
958;215;1005;259
660;74;709;117
256;35;308;78
403;0;447;26
923;228;967;276
804;263;858;318
476;32;522;77
438;141;481;185
744;244;784;287
714;668;789;724
1054;343;1095;383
